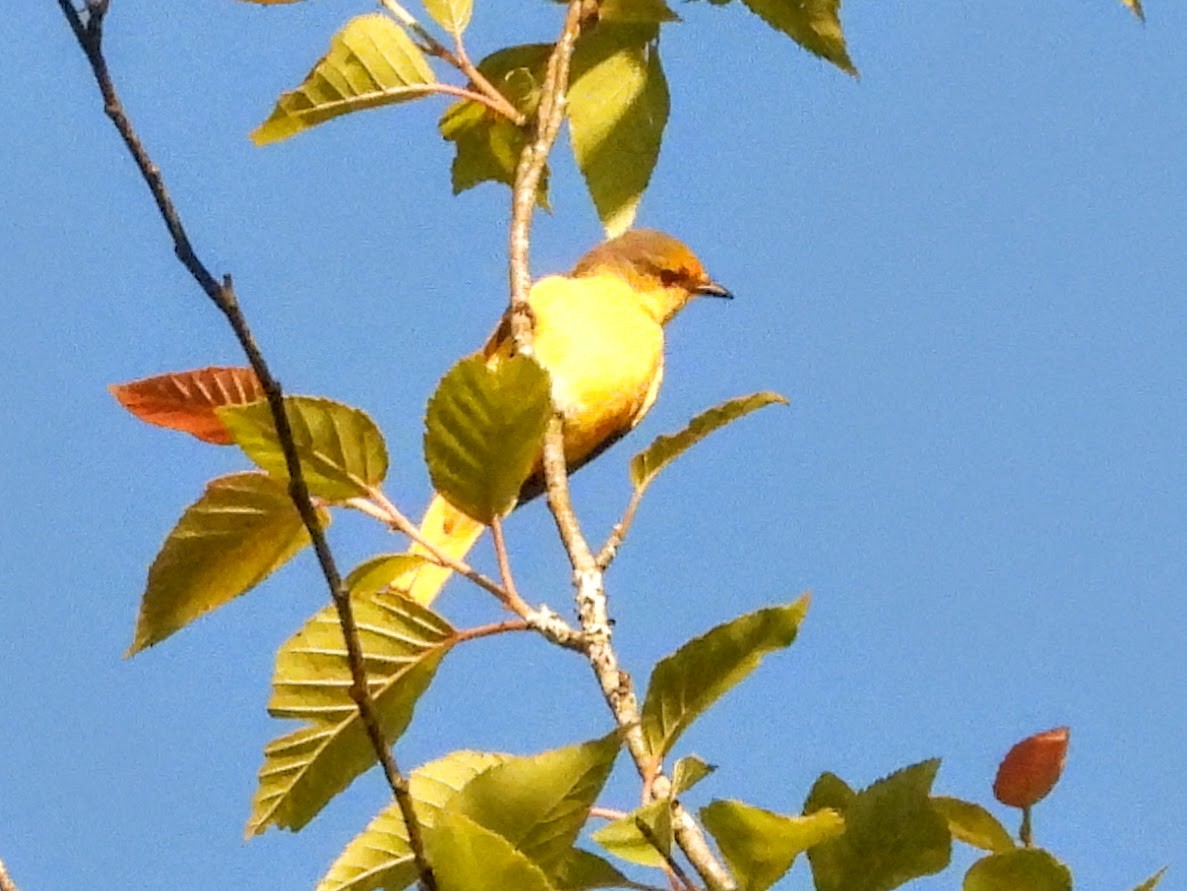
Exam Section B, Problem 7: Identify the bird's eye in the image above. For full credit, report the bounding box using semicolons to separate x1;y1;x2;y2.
659;268;684;287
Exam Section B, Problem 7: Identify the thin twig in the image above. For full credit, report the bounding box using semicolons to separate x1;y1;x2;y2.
54;3;436;888
453;619;531;644
588;805;629;821
490;516;536;617
597;486;645;569
635;817;700;891
0;857;21;891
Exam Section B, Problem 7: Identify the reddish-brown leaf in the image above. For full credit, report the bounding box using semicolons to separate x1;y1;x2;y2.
110;366;264;444
993;726;1069;809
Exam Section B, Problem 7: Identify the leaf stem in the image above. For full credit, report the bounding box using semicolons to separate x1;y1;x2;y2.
53;3;436;888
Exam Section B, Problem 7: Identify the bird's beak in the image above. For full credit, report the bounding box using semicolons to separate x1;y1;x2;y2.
696;280;734;299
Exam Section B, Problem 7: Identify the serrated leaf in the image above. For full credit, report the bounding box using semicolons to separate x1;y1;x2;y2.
803;772;856;814
424;354;552;524
963;849;1072;891
424;0;472;35
252;14;436;145
600;0;680;23
445;734;621;870
549;848;645;891
640;597;808;761
933;797;1014;854
1131;867;1168;891
1120;0;1145;21
806;761;952;891
630;392;787;492
219;395;388;502
426;812;558;891
569;24;669;236
345;553;432;597
317;751;506;891
671;755;715;796
700;800;845;891
110;366;264;444
127;472;327;654
732;0;856;75
247;594;455;836
439;44;551;203
590;800;671;868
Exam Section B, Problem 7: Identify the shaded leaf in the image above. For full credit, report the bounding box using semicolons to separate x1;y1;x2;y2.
726;0;856;75
590;800;671;868
806;761;951;891
569;25;669;236
445;734;621;870
803;772;856;815
439;44;551;202
247;595;454;836
424;354;552;524
317;751;506;891
219;395;388;502
426;812;558;891
630;391;787;491
640;597;808;761
110;366;263;444
701;799;845;891
252;14;436;145
600;0;680;23
345;553;432;597
671;754;715;795
963;848;1072;891
933;797;1014;854
1131;867;1168;891
127;472;326;654
993;727;1069;809
424;0;472;35
549;848;647;891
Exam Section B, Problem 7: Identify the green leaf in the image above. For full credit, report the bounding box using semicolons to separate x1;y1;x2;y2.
1131;867;1168;891
439;44;552;203
730;0;856;75
932;797;1015;854
548;848;647;891
600;0;680;23
127;472;327;655
252;14;436;145
1120;0;1145;21
424;0;472;36
247;594;455;836
426;812;558;891
569;25;669;237
671;754;715;795
805;761;952;891
344;552;432;597
700;800;845;891
317;751;506;891
590;800;672;868
444;734;621;870
424;354;553;524
639;597;808;761
963;848;1072;891
630;391;788;492
218;395;388;502
803;772;856;815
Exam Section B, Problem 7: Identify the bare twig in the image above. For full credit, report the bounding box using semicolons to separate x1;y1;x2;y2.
597;486;645;569
490;516;536;617
0;857;22;891
453;619;531;644
54;3;435;888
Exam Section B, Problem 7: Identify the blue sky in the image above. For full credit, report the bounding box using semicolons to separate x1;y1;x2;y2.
4;1;1184;888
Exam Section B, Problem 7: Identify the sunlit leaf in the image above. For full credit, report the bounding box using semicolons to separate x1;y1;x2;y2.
1130;867;1168;891
963;849;1072;891
993;727;1069;809
127;472;326;654
714;0;856;74
317;751;506;891
344;553;432;597
590;800;671;868
671;754;715;795
630;391;788;491
424;0;472;36
600;0;680;23
569;25;669;236
445;734;621;870
639;597;808;761
700;799;844;891
933;797;1014;854
424;354;552;523
219;396;388;502
549;848;645;891
426;812;558;891
439;44;551;202
252;14;436;145
247;594;454;836
110;366;263;444
805;761;951;891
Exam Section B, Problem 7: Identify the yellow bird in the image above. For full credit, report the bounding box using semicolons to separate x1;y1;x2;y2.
403;229;731;605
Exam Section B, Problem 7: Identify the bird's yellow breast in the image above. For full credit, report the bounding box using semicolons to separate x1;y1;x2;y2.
527;273;666;464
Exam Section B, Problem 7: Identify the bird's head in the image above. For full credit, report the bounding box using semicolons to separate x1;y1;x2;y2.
571;229;732;324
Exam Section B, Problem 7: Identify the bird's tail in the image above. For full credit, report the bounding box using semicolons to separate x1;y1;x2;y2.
399;493;485;606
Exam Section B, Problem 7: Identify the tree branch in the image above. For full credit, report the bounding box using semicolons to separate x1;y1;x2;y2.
53;3;436;888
